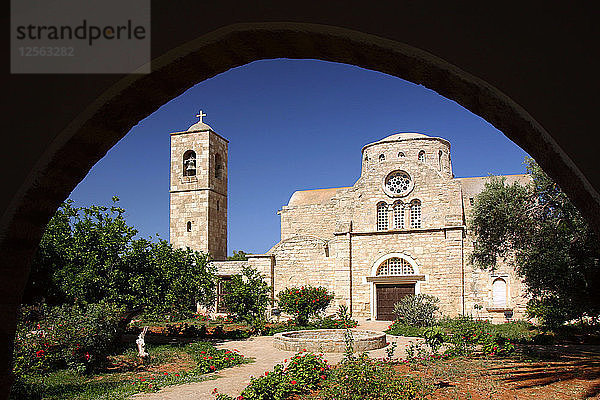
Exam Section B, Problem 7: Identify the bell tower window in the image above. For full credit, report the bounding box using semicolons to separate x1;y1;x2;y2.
418;150;426;163
215;153;223;179
187;221;192;232
183;150;196;176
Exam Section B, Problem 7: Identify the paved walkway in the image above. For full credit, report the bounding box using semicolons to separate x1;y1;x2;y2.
133;320;420;400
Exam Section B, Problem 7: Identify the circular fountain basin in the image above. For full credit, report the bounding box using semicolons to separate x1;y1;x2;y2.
273;329;387;353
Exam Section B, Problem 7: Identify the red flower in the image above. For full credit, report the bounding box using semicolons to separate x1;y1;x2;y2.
265;371;269;376
175;373;180;377
320;367;325;371
35;350;44;358
291;380;297;384
209;365;216;370
84;352;90;361
163;372;168;375
320;375;326;379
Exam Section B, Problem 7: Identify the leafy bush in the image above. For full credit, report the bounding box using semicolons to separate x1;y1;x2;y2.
422;326;444;353
488;320;536;343
240;351;330;400
13;302;125;375
278;286;334;325
393;294;439;327
222;266;270;323
438;316;516;357
315;354;433;399
386;321;427;337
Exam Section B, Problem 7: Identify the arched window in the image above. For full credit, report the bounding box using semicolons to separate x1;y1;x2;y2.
379;154;385;162
492;278;507;307
186;221;192;232
438;150;443;171
377;257;415;275
377;202;389;231
418;150;426;163
393;201;404;229
398;152;405;158
183;150;196;176
215;153;223;179
410;200;422;228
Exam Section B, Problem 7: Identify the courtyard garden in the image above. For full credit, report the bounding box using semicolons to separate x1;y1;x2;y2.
11;169;600;400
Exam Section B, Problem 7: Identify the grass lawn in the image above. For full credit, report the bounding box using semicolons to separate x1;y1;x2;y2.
11;341;252;400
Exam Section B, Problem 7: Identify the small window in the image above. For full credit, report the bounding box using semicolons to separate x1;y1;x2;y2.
377;202;389;231
217;200;220;211
410;200;422;228
469;197;474;206
364;153;369;162
438;150;443;171
187;221;192;232
418;150;426;163
215;153;223;179
398;152;405;158
492;278;507;307
183;150;196;176
393;201;404;229
379;154;385;162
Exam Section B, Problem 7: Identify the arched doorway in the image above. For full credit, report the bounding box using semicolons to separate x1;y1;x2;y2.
368;253;425;321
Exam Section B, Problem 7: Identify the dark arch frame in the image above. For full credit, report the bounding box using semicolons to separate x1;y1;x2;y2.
1;21;599;395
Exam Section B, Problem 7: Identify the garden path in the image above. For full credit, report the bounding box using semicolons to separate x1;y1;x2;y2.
132;320;417;400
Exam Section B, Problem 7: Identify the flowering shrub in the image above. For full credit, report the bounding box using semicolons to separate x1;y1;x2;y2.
240;351;330;400
315;354;434;399
278;286;334;325
13;302;125;375
188;342;246;373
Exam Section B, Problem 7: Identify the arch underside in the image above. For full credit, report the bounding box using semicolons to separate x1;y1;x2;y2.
1;20;599;396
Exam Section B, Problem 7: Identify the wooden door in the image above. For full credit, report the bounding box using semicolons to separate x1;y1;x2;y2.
376;284;415;321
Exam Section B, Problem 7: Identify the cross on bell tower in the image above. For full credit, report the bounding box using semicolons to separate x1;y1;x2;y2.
195;110;207;123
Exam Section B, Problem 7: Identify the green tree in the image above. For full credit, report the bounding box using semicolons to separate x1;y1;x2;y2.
25;197;216;319
222;266;270;322
227;250;249;261
470;159;600;327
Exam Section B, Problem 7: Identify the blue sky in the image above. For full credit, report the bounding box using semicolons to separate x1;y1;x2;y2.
69;59;529;255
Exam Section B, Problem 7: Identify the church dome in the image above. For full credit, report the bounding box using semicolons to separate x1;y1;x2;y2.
187;121;213;132
378;132;430;141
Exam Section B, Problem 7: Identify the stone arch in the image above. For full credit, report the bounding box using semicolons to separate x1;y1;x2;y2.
1;19;599;395
370;252;420;276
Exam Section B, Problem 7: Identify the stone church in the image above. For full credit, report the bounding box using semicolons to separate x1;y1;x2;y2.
170;113;529;322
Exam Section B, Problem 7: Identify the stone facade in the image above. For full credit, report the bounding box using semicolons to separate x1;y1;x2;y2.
172;125;529;322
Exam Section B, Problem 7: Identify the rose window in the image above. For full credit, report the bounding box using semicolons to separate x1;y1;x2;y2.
385;171;412;195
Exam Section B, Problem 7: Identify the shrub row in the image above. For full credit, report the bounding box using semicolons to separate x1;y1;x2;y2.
315;354;434;400
13;302;125;375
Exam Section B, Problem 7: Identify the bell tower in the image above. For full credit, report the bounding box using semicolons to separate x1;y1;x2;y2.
169;111;228;260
